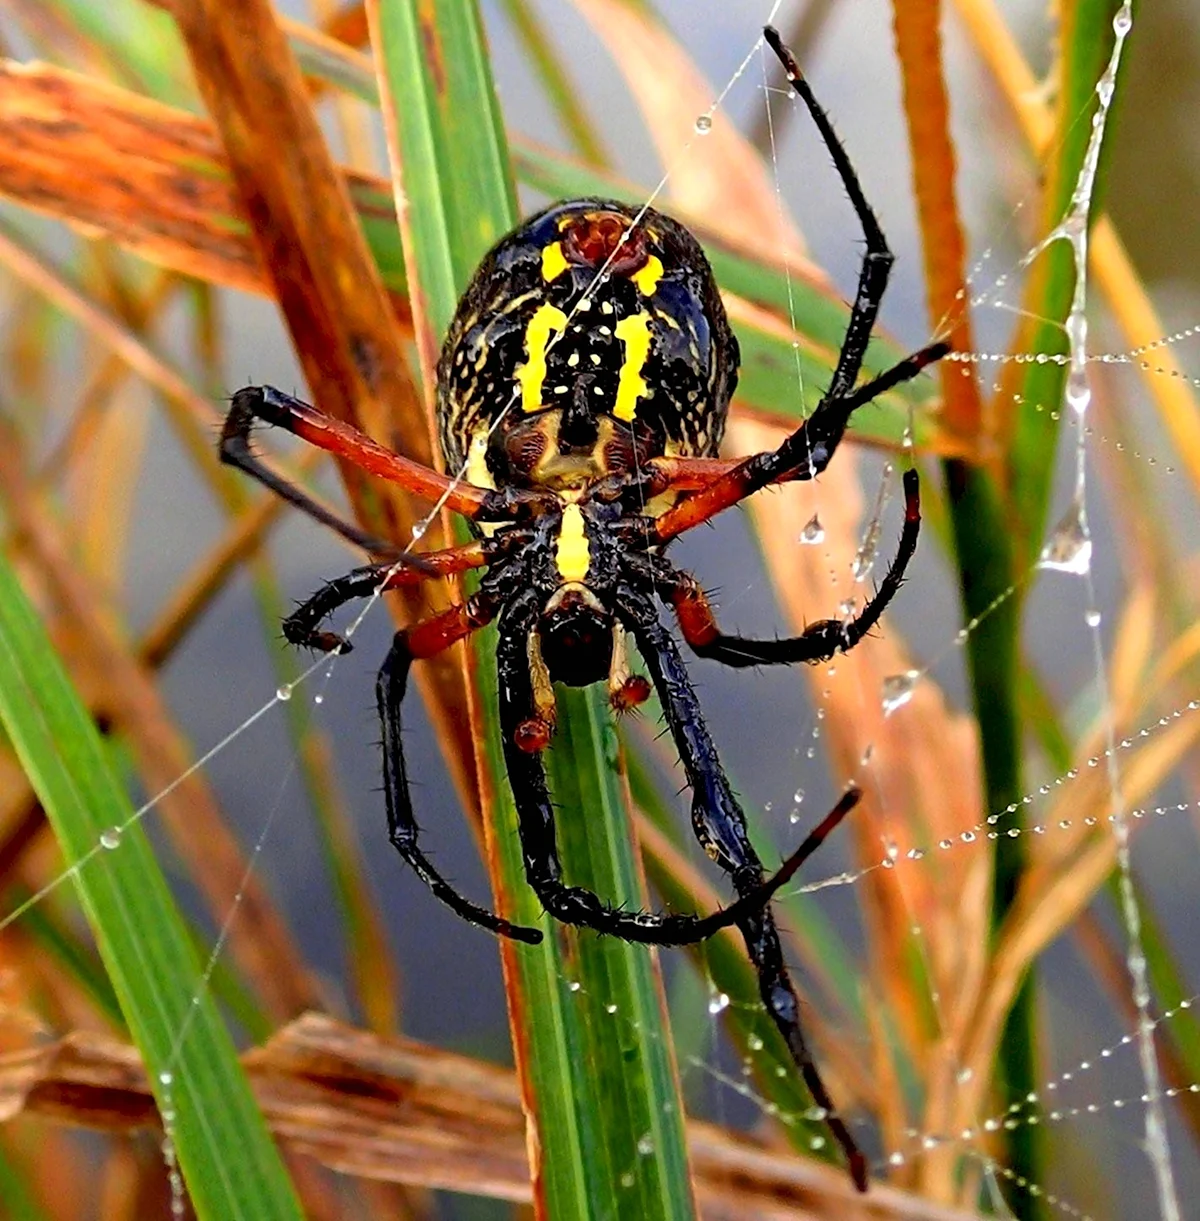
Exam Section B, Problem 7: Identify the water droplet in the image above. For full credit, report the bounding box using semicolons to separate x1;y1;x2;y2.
708;992;731;1015
838;596;858;619
410;521;427;541
792;788;805;806
619;1171;635;1188
1085;608;1101;627
567;980;581;993
694;114;713;134
1065;364;1090;417
637;1134;654;1156
158;1071;173;1087
313;692;325;705
852;536;879;582
1039;501;1091;573
957;1067;974;1083
100;827;122;850
798;513;825;544
276;683;294;701
888;1151;906;1167
881;670;920;715
604;1003;618;1014
809;1135;826;1151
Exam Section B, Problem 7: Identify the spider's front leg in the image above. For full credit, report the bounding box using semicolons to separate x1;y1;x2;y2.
618;585;869;1192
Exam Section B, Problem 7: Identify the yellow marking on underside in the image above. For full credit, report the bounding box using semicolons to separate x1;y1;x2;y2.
466;426;495;489
631;254;664;296
613;312;653;423
541;241;569;282
516;303;568;413
555;503;590;582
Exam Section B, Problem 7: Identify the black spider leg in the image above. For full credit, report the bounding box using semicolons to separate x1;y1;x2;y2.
494;591;841;944
221;387;408;558
618;584;869;1192
283;563;401;654
376;595;544;947
670;469;920;668
742;28;949;489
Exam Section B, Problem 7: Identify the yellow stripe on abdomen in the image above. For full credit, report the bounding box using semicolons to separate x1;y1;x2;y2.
613;312;652;423
555;503;591;582
516;302;568;414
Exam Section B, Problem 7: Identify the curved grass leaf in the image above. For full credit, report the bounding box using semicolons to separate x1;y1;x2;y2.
369;1;695;1215
0;554;304;1221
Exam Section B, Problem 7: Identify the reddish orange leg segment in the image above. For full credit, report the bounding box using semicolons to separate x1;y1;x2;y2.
404;596;495;660
651;341;947;544
224;385;494;520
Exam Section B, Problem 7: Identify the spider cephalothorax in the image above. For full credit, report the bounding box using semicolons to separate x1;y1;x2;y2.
220;27;948;1192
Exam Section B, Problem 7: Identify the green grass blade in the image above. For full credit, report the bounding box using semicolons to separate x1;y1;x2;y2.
370;1;695;1215
946;4;1129;1209
0;554;304;1221
0;1141;51;1221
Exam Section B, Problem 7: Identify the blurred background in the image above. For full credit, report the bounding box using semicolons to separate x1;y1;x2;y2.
1;1;1199;1217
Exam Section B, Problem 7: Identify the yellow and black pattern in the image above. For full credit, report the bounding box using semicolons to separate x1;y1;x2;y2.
436;198;738;493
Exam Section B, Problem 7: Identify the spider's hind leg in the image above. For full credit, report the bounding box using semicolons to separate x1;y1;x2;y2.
620;586;869;1191
494;594;821;945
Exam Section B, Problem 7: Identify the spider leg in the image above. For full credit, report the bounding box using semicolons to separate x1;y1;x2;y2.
222;387;410;554
494;592;836;944
764;26;891;403
283;540;490;653
377;597;543;945
650;343;945;543
618;584;868;1191
667;469;920;668
223;385;498;523
642;25;949;546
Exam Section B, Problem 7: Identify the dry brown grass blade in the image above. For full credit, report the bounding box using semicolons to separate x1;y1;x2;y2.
160;0;479;817
571;0;807;265
734;416;991;1199
0;61;268;294
0;1013;985;1220
0;421;320;1020
952;0;1200;493
890;1;983;447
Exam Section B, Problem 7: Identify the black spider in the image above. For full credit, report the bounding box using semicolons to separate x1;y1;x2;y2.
219;26;947;1190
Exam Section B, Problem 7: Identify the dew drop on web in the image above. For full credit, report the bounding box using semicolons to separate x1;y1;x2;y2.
881;670;920;715
1039;499;1092;574
798;513;825;544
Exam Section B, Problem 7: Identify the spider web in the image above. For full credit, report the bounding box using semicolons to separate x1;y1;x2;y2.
3;1;1200;1218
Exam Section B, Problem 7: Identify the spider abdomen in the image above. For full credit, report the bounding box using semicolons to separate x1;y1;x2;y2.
436;198;739;495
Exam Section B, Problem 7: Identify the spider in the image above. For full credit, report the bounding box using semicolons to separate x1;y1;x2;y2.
220;27;947;1192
